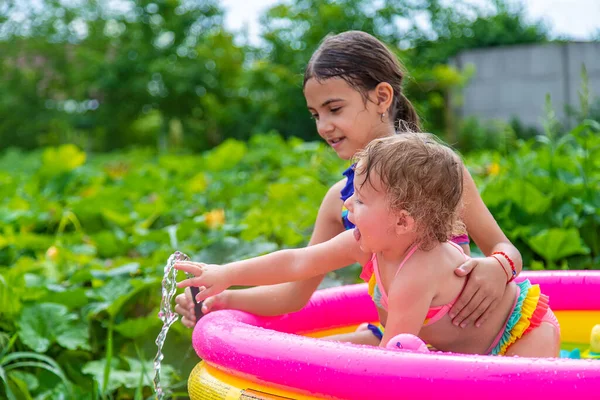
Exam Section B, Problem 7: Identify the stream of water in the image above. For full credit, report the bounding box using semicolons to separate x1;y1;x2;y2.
153;251;190;399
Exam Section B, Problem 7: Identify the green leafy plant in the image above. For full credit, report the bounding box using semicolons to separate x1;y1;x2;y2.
0;334;73;399
469;113;600;269
0;134;343;397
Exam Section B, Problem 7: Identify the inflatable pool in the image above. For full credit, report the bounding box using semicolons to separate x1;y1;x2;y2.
188;271;600;399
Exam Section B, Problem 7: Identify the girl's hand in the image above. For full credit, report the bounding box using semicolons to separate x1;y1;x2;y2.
450;257;507;328
175;261;231;302
175;288;230;328
174;288;196;328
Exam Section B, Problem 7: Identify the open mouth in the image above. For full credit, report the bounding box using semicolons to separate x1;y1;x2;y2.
353;227;361;241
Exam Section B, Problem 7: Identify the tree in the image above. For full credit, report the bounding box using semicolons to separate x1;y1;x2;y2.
0;0;251;151
0;0;552;150
410;0;549;66
247;0;435;141
241;0;549;141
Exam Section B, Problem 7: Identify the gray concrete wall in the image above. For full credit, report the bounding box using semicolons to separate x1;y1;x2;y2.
452;42;600;130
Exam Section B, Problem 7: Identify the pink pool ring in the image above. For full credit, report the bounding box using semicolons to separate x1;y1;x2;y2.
189;271;600;399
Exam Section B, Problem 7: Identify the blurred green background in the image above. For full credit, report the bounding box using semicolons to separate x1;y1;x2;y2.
0;0;573;152
0;0;599;399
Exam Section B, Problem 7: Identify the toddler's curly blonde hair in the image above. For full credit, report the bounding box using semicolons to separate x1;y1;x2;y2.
354;133;465;250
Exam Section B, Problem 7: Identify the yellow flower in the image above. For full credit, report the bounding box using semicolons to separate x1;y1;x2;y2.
46;246;59;261
104;161;129;180
204;209;225;228
487;162;500;176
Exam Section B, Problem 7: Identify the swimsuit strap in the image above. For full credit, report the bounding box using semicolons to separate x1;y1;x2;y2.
393;244;420;279
447;240;469;260
372;244;420;311
420;241;471;326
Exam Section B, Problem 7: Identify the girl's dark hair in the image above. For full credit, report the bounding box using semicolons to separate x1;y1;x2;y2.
304;31;420;132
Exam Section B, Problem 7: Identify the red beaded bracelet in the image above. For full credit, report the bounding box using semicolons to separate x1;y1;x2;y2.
490;254;510;282
492;251;517;282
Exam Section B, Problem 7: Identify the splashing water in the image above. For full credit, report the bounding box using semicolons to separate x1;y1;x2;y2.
153;251;190;399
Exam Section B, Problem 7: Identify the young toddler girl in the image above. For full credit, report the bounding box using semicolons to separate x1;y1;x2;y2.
176;133;560;357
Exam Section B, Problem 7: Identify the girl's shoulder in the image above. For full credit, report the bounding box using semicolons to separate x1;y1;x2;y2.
321;179;347;208
330;178;347;193
310;179;347;238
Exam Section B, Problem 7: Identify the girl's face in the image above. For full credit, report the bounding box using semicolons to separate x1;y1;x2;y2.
304;77;394;160
344;167;396;253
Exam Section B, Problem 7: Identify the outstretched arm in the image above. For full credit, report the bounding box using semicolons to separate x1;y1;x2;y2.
174;179;347;320
176;230;365;302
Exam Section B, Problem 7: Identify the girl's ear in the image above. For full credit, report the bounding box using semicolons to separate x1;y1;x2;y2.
374;82;394;113
395;210;415;235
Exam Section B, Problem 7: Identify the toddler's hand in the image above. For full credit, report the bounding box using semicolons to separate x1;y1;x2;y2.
201;292;229;314
175;261;230;302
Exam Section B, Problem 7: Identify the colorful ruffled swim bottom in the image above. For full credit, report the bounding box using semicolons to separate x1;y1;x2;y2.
487;280;558;356
366;277;558;356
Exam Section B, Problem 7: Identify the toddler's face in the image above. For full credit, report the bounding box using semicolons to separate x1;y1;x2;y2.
344;166;396;253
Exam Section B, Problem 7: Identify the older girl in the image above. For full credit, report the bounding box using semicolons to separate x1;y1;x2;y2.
176;31;522;343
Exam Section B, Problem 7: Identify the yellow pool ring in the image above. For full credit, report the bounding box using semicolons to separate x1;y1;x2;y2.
189;361;323;400
554;310;600;344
